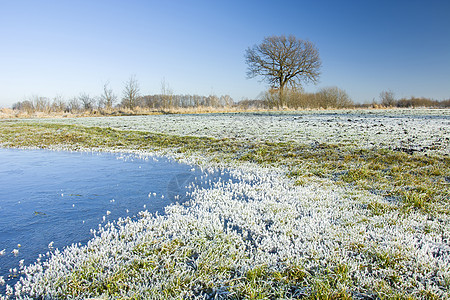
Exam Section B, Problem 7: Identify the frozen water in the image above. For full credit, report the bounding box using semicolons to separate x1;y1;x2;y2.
0;149;221;288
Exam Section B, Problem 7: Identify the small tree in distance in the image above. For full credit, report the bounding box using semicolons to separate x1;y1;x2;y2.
67;97;81;113
121;75;140;109
245;35;321;107
51;95;66;112
78;93;94;111
380;90;396;107
100;81;117;109
160;78;173;109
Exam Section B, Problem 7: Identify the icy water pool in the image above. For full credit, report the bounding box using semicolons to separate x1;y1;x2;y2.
0;149;216;287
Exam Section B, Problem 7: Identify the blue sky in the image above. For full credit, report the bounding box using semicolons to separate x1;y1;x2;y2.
1;0;449;107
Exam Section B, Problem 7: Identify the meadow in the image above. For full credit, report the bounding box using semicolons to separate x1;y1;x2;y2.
0;108;449;299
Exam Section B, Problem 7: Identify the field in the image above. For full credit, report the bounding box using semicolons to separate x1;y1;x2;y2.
0;109;449;299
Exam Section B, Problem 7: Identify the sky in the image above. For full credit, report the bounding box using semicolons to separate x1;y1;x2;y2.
0;0;449;107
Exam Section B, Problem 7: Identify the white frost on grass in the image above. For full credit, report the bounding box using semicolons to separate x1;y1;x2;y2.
10;162;450;298
3;110;449;298
32;108;450;154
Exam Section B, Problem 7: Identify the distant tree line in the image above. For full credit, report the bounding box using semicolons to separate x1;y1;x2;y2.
12;87;449;114
395;97;450;108
11;93;235;114
11;87;355;114
10;77;449;114
236;88;449;110
11;76;235;114
138;94;234;109
375;90;450;108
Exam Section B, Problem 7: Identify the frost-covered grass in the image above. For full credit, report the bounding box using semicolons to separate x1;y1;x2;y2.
0;109;449;299
29;108;450;155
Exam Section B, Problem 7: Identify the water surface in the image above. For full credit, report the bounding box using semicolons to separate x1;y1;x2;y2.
0;149;209;286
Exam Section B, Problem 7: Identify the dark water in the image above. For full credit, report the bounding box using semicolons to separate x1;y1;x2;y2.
0;149;210;288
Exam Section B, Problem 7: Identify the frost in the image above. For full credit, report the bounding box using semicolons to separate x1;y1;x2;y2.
3;109;450;298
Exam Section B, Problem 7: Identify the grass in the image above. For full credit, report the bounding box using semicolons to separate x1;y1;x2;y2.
0;119;449;299
1;120;448;216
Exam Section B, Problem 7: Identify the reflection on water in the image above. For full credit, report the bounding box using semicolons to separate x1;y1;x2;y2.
0;149;213;287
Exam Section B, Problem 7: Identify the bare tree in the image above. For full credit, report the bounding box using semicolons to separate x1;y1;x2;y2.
219;95;234;107
245;35;321;107
380;90;396;107
160;78;173;109
204;95;218;107
78;93;94;111
121;75;140;109
67;97;81;113
30;95;50;112
99;81;117;109
12;100;34;113
51;94;66;112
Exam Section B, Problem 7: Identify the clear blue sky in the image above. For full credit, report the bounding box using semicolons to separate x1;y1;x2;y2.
1;0;449;107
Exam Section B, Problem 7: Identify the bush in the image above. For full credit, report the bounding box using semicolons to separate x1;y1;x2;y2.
315;86;354;108
260;87;353;109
